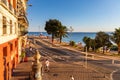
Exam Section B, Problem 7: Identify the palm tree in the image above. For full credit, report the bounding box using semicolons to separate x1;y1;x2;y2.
112;28;120;54
83;36;91;51
95;31;112;53
56;26;68;43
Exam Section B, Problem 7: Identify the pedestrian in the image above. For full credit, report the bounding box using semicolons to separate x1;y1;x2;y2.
29;46;32;51
45;59;50;72
70;75;74;80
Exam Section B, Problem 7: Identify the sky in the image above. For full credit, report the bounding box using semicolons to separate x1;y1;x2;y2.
27;0;120;32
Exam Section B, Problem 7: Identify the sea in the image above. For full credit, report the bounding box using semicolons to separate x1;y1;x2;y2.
28;32;112;45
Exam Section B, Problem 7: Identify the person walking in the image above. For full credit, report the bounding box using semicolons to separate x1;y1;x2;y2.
45;59;50;72
70;75;74;80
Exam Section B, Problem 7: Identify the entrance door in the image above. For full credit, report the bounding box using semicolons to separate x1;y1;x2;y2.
3;47;7;80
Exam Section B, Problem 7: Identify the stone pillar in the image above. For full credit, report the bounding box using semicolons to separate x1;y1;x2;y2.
31;50;42;80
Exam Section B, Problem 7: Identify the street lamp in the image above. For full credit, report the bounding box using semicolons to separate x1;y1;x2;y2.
69;26;74;41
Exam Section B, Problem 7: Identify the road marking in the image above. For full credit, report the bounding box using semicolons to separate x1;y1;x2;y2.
110;69;118;80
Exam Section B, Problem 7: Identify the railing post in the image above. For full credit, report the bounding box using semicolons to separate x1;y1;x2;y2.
92;55;94;59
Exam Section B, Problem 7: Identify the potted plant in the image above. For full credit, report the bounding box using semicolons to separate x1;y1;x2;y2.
20;51;25;62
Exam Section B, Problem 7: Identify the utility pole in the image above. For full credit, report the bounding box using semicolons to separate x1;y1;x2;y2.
69;26;74;41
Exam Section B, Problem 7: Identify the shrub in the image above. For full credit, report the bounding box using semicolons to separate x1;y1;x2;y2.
69;40;76;46
110;45;118;51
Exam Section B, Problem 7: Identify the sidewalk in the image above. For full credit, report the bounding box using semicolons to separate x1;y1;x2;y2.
11;39;38;80
42;61;108;80
11;57;33;80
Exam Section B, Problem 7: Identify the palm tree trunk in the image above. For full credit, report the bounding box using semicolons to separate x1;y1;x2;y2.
103;46;104;54
52;33;54;43
118;44;120;55
60;36;62;43
94;46;96;52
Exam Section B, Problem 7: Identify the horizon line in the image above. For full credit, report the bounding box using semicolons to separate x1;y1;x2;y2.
28;31;113;33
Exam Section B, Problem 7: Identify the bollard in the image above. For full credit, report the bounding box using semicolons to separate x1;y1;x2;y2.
112;59;115;64
31;50;42;80
92;55;94;59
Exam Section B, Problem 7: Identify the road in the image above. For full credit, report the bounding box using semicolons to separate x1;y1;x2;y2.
29;36;120;80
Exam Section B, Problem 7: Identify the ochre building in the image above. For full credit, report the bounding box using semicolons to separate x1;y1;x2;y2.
0;0;28;80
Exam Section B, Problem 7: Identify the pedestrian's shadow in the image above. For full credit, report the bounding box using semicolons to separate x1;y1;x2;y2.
12;72;29;77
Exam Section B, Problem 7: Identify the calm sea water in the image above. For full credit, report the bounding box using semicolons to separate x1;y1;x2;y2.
28;32;111;45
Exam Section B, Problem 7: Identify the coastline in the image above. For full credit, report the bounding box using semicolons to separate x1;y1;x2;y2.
28;32;112;45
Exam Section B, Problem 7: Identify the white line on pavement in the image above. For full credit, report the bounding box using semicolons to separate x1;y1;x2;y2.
110;69;119;80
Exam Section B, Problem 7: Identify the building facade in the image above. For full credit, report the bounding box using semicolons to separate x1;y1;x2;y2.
0;0;28;80
17;0;29;62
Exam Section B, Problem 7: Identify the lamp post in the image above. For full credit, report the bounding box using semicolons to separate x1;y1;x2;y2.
69;26;74;41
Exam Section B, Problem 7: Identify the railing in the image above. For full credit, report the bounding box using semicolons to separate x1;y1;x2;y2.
18;14;29;25
18;30;28;36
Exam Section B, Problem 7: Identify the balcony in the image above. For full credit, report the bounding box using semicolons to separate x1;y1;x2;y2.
18;30;28;36
18;15;29;27
18;25;28;36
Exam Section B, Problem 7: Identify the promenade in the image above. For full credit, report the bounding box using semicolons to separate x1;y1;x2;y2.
11;36;117;80
42;61;108;80
11;57;33;80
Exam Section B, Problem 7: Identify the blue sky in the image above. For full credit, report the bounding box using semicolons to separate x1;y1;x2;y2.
27;0;120;32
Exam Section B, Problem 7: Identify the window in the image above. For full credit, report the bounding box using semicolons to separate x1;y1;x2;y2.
14;22;16;34
10;20;12;34
3;16;7;34
3;47;7;56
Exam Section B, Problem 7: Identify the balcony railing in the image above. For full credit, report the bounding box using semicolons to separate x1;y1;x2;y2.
18;30;28;36
18;15;29;25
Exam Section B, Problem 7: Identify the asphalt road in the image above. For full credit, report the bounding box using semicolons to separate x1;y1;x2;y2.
29;36;120;80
